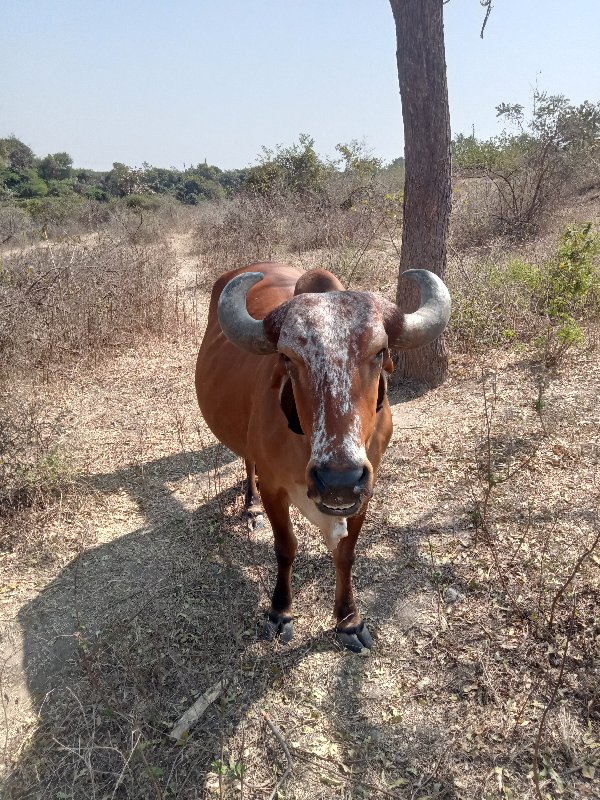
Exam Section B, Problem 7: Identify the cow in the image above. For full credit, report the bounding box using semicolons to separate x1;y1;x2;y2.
195;262;450;652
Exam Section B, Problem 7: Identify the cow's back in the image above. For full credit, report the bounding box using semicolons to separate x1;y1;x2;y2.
195;263;301;459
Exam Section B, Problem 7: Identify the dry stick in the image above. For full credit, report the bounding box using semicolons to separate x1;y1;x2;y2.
170;675;228;741
343;216;386;290
0;658;12;767
262;711;293;800
480;0;493;39
548;524;600;628
427;536;443;628
239;723;246;800
532;596;576;800
476;374;527;618
291;748;405;800
109;731;142;800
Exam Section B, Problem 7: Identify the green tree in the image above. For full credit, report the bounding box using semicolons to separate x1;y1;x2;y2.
245;134;328;196
335;140;382;178
15;171;48;198
104;162;148;196
38;152;73;181
176;174;225;204
0;136;35;172
142;165;182;195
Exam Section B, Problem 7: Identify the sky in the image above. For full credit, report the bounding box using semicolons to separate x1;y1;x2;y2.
1;1;599;172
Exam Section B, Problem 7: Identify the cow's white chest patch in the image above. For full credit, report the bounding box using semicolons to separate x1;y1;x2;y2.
288;485;349;552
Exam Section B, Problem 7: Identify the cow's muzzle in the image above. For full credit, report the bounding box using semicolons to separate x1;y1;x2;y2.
307;462;373;516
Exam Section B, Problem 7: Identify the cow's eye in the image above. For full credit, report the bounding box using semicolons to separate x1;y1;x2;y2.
374;349;385;362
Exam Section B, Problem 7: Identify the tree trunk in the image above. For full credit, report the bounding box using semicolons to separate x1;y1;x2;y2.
389;0;451;388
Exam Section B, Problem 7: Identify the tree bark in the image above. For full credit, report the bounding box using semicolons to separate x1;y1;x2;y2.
389;0;451;388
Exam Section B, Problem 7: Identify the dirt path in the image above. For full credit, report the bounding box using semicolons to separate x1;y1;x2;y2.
2;242;599;799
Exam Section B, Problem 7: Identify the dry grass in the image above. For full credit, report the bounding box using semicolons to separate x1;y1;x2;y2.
1;197;599;800
190;187;403;291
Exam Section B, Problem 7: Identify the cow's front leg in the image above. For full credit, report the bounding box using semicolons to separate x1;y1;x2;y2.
260;488;297;644
243;459;264;530
332;512;374;653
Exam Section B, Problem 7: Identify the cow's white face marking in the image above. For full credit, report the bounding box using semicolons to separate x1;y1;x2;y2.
277;292;385;467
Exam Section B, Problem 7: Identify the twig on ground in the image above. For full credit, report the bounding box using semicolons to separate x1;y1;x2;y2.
170;675;228;741
547;521;600;628
532;595;576;800
109;730;142;800
262;711;293;800
292;747;405;799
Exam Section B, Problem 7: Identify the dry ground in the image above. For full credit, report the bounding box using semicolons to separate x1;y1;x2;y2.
1;235;599;800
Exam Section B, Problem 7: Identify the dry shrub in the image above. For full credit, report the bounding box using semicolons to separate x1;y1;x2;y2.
0;232;177;379
0;226;177;541
446;249;537;350
191;184;403;288
193;193;282;274
447;223;600;354
0;389;74;554
0;195;187;251
451;177;515;248
0;203;34;247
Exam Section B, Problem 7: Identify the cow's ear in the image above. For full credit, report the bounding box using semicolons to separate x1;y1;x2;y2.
280;378;304;435
376;373;387;413
294;268;344;295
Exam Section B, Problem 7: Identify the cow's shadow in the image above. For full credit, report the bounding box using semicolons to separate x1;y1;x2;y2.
6;437;464;798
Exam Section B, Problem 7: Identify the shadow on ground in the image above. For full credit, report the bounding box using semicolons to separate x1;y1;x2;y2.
5;438;465;799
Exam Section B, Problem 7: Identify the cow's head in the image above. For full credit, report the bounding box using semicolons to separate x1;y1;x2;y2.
218;269;451;517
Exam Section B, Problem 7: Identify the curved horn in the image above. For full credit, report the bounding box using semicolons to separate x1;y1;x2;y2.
386;269;452;350
217;272;277;355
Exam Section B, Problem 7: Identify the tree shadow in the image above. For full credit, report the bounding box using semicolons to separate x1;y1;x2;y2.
5;440;466;799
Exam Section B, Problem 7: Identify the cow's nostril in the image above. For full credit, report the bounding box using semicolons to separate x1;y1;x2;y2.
352;467;369;495
313;465;367;500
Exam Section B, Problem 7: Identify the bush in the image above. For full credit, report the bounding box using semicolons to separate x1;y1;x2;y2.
0;393;72;519
0;203;33;245
452;92;600;240
448;223;600;355
0;232;177;379
125;193;162;211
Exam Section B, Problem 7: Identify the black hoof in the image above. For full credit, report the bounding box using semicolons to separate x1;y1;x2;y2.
246;512;264;531
263;613;294;644
336;621;373;653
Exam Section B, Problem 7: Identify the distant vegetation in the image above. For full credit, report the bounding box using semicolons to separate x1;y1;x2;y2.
0;132;404;219
2;91;598;252
452;92;600;243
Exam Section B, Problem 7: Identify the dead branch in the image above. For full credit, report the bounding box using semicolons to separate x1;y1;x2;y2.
548;520;600;628
532;595;576;800
170;675;228;741
262;711;293;800
480;1;493;39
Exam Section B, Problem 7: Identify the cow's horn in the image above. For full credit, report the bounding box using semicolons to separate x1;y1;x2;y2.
386;269;451;350
217;272;277;355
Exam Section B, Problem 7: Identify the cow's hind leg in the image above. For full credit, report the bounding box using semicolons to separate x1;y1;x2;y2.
243;460;264;530
260;488;297;644
332;512;374;653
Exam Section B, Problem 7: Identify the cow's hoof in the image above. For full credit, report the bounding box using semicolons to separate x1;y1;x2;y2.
263;613;294;644
336;621;373;653
245;512;264;531
243;505;264;531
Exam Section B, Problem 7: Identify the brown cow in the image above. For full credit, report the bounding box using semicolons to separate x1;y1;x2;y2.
195;262;450;652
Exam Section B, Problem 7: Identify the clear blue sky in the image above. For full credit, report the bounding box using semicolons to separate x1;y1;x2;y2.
2;1;599;171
